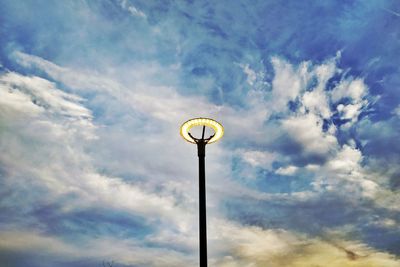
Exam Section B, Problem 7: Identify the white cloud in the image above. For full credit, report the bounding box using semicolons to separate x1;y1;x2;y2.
13;51;271;146
337;101;367;126
269;56;340;150
13;51;124;96
313;56;338;88
240;150;276;168
238;63;257;86
270;57;311;112
297;57;338;119
0;81;43;116
275;165;298;176
0;231;78;258
0;72;91;118
208;220;400;267
369;218;398;229
270;55;339;116
392;104;400;117
0;71;203;261
4;222;399;267
3;51;397;266
0;230;194;266
119;0;147;18
302;89;331;118
374;189;400;211
308;145;379;199
331;78;367;103
325;145;362;174
282;113;337;156
0;54;274;260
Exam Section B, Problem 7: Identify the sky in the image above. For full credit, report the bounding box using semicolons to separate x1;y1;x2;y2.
0;0;400;266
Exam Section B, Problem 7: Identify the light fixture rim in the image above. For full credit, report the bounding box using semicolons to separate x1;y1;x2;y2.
180;117;224;144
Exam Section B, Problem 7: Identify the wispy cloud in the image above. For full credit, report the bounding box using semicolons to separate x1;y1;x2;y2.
0;0;399;265
119;0;147;18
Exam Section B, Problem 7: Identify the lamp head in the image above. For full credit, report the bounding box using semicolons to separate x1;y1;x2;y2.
180;117;224;144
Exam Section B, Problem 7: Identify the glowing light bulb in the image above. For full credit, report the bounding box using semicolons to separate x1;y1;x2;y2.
180;118;224;144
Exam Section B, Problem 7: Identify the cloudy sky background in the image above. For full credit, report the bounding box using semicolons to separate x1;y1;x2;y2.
0;0;400;266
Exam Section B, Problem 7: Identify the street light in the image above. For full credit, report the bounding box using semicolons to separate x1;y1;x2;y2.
180;118;224;267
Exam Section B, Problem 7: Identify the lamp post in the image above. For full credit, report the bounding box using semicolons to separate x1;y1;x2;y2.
180;118;224;267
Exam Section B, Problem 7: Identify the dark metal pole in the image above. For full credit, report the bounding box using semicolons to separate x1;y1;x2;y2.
197;140;207;267
182;119;222;267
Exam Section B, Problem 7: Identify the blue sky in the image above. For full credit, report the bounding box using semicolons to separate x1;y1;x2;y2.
0;0;400;266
